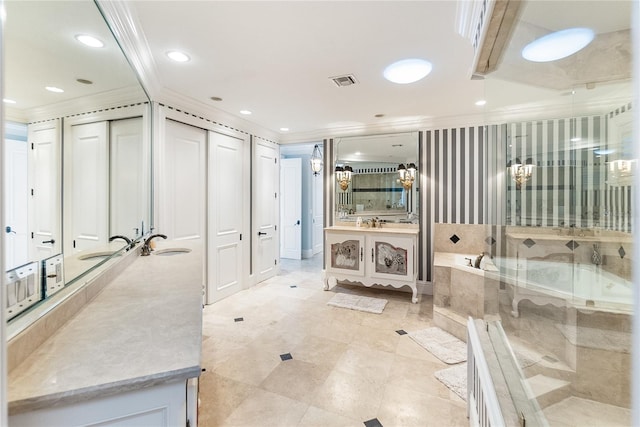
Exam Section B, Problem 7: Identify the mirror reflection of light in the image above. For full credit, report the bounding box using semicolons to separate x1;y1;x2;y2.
45;86;64;93
570;137;581;142
594;148;616;155
75;34;104;48
3;98;16;104
383;58;433;84
166;50;190;62
522;28;595;62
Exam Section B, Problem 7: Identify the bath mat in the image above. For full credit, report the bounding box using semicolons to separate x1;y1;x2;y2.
327;293;388;314
408;327;467;364
435;362;467;401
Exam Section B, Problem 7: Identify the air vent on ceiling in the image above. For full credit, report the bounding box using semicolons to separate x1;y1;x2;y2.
330;74;358;87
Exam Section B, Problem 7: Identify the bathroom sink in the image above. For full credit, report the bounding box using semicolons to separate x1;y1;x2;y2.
78;251;117;261
153;248;192;256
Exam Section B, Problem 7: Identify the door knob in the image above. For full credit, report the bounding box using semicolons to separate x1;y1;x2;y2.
5;226;16;234
42;239;55;244
258;231;267;236
295;220;300;225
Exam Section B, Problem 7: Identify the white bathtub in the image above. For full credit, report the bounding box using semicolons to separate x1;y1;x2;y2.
505;259;632;315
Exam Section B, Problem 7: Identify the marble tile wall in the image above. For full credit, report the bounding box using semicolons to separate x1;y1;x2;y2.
432;223;495;256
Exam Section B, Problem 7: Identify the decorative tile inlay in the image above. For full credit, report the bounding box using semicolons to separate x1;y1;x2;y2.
619;246;626;259
280;353;293;361
485;236;496;245
449;234;460;244
234;317;244;322
364;418;383;427
396;329;407;335
523;238;536;248
566;240;579;251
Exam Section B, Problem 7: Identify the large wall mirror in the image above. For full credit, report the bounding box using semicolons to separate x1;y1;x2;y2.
3;0;151;329
334;132;419;224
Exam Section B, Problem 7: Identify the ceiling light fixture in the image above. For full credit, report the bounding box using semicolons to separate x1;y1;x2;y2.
522;28;595;62
475;100;487;106
45;86;64;93
166;50;190;62
280;127;289;132
310;144;323;176
507;158;535;189
210;96;223;102
239;110;252;115
3;98;16;104
75;34;104;48
383;58;433;84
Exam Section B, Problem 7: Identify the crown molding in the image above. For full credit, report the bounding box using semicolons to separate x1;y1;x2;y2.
95;0;161;100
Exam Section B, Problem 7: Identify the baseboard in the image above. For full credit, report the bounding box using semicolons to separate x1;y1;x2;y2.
302;249;314;259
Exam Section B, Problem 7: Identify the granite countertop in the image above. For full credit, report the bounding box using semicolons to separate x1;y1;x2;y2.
8;240;203;415
326;225;420;234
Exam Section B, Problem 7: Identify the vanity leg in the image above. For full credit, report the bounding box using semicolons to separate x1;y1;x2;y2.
411;286;418;304
324;276;337;291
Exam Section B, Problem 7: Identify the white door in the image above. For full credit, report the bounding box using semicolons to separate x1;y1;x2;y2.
207;130;246;303
312;172;324;255
66;121;109;254
280;158;301;260
4;138;29;269
110;117;144;238
160;120;206;241
29;122;62;261
254;139;279;283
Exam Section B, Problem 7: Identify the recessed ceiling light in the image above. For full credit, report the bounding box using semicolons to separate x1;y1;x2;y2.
522;28;594;62
383;58;433;84
166;51;190;62
240;110;252;115
3;98;16;104
355;152;361;155
374;113;385;118
570;137;581;142
210;96;223;102
75;34;104;48
76;78;93;85
45;86;64;93
475;100;487;106
280;127;289;132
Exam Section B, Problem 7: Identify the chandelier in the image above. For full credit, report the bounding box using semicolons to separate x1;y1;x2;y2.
335;164;353;191
397;163;417;190
507;158;534;189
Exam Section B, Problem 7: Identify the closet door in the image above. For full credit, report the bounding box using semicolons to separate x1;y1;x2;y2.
207;130;246;303
254;139;279;283
110;117;144;238
160;120;206;241
66;121;108;254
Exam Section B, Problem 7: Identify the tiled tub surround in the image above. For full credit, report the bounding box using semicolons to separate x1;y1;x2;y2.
432;252;500;342
7;240;203;421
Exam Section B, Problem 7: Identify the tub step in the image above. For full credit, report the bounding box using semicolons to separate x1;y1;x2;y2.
527;374;571;409
433;306;467;343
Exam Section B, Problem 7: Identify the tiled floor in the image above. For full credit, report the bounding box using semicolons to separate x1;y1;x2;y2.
198;253;468;426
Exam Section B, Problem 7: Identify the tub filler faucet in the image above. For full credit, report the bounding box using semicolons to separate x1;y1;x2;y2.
141;234;167;256
474;253;485;269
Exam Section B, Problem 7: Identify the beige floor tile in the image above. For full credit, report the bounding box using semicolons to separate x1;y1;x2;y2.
197;371;254;427
387;354;450;398
220;388;309;427
310;369;385;421
260;359;332;403
350;323;401;353
298;405;361;427
213;347;281;386
395;334;445;363
291;335;349;369
333;345;395;382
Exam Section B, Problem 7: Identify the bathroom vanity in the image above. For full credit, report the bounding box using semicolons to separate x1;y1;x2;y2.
324;225;419;302
7;241;202;426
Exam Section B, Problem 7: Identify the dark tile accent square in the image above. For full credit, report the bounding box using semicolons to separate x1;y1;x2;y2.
566;240;579;251
280;353;293;361
485;236;496;245
450;234;460;244
523;238;536;248
619;246;626;259
364;418;383;427
234;317;244;322
290;285;298;288
395;329;407;335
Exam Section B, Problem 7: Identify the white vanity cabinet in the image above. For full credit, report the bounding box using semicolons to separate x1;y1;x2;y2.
324;226;419;303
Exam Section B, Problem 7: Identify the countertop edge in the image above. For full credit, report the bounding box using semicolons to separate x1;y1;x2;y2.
8;364;201;415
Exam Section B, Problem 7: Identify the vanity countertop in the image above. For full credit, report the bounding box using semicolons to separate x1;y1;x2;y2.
7;240;203;415
326;225;420;234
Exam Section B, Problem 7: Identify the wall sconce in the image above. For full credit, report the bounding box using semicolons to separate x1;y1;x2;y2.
310;144;323;176
397;163;417;190
507;158;534;189
335;164;353;191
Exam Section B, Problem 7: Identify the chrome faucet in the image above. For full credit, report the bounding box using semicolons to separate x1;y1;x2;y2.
109;235;133;250
474;253;485;269
140;234;167;256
